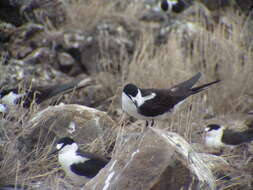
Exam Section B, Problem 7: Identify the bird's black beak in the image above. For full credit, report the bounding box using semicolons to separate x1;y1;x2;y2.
49;148;59;156
127;94;138;108
127;94;133;101
196;130;204;135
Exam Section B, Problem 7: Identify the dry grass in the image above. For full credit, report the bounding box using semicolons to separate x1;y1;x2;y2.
1;1;253;190
125;8;253;135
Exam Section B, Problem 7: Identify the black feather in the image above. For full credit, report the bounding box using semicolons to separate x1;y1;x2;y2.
137;73;219;117
172;0;187;13
71;158;109;178
222;129;253;145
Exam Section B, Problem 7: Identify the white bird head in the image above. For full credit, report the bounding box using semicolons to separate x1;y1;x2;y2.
204;124;225;148
55;137;78;154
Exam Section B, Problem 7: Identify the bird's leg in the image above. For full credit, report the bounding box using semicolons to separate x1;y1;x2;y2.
146;120;149;127
151;119;154;127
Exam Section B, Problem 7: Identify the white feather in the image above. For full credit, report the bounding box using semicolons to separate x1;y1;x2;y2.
58;143;89;184
204;126;225;148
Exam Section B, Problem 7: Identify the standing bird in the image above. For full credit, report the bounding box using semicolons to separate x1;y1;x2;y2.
122;72;220;126
52;137;109;185
204;124;253;148
0;78;92;109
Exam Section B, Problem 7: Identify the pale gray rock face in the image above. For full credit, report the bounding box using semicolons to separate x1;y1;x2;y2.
85;128;217;190
17;104;116;160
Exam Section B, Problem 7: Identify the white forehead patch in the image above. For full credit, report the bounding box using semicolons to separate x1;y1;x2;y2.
205;127;210;132
56;143;64;150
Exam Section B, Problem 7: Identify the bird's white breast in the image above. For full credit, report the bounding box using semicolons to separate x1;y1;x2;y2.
58;150;88;184
204;130;224;148
122;92;148;120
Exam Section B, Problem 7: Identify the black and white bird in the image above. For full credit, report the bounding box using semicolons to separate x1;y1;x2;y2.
204;124;253;148
0;78;92;109
122;72;219;126
160;0;187;13
52;137;109;184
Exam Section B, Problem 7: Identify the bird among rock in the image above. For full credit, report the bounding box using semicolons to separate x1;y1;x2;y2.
51;137;110;185
204;124;253;148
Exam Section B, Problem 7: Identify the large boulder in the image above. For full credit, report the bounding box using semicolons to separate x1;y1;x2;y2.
17;104;116;159
85;128;223;190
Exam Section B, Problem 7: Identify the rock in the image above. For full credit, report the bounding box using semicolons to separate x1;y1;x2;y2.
140;10;168;23
235;0;253;12
21;0;67;28
0;185;27;190
0;22;16;44
17;23;44;42
21;47;53;65
17;104;116;157
0;0;26;26
85;128;217;190
1;104;116;185
199;0;234;10
79;23;135;75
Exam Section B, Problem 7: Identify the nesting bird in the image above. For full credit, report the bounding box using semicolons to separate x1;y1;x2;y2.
0;78;92;110
204;124;253;148
53;137;109;184
122;72;220;126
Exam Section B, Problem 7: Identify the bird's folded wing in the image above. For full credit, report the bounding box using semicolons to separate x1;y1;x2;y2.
71;159;108;178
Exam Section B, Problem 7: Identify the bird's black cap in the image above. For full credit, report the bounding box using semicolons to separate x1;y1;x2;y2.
49;137;75;155
57;137;75;146
206;124;221;131
161;0;169;12
123;83;138;97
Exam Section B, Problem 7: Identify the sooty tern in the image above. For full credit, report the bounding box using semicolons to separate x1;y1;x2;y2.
122;72;220;126
204;124;253;148
0;78;92;109
160;0;187;13
52;137;109;184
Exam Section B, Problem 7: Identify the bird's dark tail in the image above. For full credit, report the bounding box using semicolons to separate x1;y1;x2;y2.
37;78;94;103
191;80;220;94
173;72;202;90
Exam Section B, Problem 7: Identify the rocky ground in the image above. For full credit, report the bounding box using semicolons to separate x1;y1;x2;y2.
0;0;253;189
